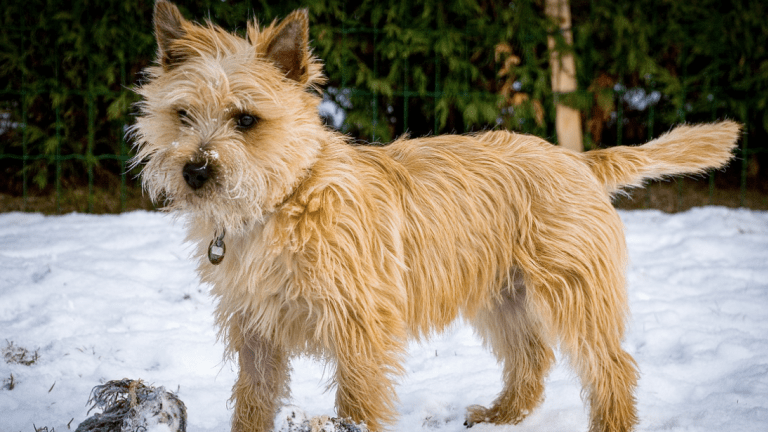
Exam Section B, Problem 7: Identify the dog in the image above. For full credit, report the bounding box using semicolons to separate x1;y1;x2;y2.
131;2;741;431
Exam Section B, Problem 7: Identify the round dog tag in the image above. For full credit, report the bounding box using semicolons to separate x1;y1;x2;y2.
208;232;226;265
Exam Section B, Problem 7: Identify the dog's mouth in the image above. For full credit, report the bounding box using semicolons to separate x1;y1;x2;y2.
142;146;279;234
175;152;231;204
182;160;214;191
181;147;222;192
167;165;263;235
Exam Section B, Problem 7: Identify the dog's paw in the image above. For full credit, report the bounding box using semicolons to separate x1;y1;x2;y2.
464;403;528;427
275;406;369;432
464;404;489;428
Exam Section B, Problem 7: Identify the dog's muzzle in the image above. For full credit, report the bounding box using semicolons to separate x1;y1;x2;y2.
182;161;211;190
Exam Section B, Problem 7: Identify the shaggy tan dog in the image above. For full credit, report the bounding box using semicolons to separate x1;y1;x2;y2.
132;2;741;431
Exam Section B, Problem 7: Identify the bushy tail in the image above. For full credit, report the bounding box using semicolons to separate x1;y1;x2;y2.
582;120;742;194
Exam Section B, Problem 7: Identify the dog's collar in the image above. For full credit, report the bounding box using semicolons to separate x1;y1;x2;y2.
206;165;313;265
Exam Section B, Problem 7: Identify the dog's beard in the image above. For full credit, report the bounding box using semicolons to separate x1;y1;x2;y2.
130;82;323;235
137;140;274;232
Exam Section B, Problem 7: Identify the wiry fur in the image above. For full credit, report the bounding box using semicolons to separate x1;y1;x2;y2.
132;2;741;432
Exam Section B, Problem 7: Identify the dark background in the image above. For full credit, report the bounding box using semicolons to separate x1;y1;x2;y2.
1;0;766;213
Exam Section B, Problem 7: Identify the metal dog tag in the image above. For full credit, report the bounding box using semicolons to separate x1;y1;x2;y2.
208;230;226;265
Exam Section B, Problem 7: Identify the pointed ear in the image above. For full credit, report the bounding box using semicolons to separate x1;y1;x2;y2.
264;9;310;83
154;0;187;69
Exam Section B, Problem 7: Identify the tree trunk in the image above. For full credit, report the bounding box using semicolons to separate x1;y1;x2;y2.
546;0;583;152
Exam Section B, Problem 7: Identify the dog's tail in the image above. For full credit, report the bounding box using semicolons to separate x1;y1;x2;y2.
582;120;742;194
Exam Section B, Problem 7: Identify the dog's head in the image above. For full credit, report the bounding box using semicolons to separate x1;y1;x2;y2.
131;0;327;230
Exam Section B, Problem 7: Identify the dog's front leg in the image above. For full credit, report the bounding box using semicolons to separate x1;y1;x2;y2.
231;332;290;432
332;322;404;432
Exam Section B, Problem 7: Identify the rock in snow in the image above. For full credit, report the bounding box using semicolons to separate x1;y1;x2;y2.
275;406;368;432
75;379;186;432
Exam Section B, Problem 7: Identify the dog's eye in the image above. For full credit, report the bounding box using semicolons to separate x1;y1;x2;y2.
177;109;189;121
236;114;258;130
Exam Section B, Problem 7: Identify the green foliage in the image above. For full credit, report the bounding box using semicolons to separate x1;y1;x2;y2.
0;0;156;193
306;0;558;140
1;0;766;203
573;0;767;139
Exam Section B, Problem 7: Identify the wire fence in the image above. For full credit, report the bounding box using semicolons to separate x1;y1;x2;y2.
0;64;133;214
1;13;765;214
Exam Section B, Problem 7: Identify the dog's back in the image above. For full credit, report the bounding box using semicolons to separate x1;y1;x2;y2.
351;120;740;340
353;131;628;333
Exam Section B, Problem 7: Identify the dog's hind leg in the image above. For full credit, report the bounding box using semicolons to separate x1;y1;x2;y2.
465;272;555;426
230;326;290;432
585;348;639;432
549;262;640;432
560;314;640;432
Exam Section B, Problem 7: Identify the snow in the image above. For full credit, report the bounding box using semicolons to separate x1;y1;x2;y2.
1;207;767;432
318;99;346;130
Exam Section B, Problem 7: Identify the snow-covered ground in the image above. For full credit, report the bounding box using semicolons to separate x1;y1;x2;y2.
1;207;767;432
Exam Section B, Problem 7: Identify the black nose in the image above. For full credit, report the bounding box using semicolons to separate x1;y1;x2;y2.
182;161;211;190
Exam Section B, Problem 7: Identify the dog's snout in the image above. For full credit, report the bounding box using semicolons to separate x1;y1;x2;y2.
182;161;211;190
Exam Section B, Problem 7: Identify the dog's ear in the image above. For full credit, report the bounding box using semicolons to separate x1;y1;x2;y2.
154;0;187;70
263;9;311;83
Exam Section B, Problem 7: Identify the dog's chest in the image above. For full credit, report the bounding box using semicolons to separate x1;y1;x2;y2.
204;226;295;298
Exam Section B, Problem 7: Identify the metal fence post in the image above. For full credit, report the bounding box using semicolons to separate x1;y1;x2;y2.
677;59;687;211
616;83;623;147
403;58;409;134
20;16;28;211
434;52;440;134
55;53;62;214
120;62;128;212
87;65;96;214
740;108;749;207
372;23;378;143
646;95;655;208
708;88;717;204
